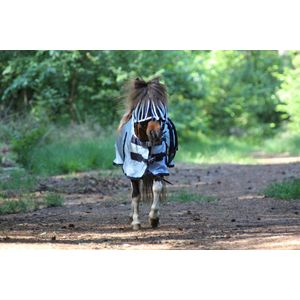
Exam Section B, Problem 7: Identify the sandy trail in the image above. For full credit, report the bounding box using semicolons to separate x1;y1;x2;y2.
1;159;300;249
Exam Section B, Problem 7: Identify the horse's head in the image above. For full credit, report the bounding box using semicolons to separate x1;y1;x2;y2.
118;77;168;145
129;77;167;146
134;119;163;145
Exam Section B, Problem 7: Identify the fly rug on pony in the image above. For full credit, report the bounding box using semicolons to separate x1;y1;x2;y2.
113;77;178;230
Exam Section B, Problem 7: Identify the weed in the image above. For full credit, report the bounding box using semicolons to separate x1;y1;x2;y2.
0;169;37;193
44;192;64;207
263;179;300;200
0;197;38;215
170;190;217;203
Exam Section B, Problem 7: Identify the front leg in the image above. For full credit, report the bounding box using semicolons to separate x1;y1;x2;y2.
130;180;141;230
149;179;162;228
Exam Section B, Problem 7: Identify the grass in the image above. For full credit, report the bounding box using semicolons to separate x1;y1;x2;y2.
1;120;117;176
44;192;64;207
0;197;38;215
170;190;217;203
177;136;258;164
177;131;300;165
0;169;37;195
263;179;300;200
0;169;64;215
29;135;115;175
261;132;300;156
0;192;64;215
5;120;300;177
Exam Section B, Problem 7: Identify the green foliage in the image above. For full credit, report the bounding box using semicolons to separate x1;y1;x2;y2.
0;169;37;194
0;50;289;139
0;197;38;215
2;50;300;174
277;51;300;131
44;192;64;207
170;190;217;203
0;169;64;215
0;168;39;215
0;193;64;215
198;51;285;136
261;131;300;155
29;126;115;175
176;136;258;164
0;115;51;169
264;179;300;200
12;125;48;167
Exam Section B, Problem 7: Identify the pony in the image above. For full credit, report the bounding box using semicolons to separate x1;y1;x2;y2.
114;77;178;230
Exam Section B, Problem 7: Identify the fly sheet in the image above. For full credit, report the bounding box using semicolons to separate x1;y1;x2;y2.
113;117;178;179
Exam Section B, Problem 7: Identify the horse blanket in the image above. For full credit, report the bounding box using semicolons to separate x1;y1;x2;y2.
113;117;178;179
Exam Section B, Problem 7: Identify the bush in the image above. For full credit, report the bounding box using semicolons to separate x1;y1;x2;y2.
12;126;48;167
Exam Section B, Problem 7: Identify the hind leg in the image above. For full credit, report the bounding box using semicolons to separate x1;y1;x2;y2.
149;179;162;228
130;180;141;230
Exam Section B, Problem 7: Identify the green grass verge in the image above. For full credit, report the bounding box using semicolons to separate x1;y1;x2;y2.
176;136;258;164
0;197;38;215
6;120;300;177
263;179;300;200
177;132;300;165
0;192;64;215
0;169;64;215
0;169;37;195
29;135;115;175
261;132;300;156
169;190;217;203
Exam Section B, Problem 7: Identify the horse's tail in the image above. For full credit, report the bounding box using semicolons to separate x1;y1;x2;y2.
141;174;166;203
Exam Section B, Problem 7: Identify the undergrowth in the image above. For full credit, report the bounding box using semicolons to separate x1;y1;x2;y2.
0;192;64;215
264;179;300;200
176;136;258;164
4;117;300;177
261;131;300;156
30;136;115;175
0;170;64;215
0;169;37;195
177;132;300;165
44;192;64;207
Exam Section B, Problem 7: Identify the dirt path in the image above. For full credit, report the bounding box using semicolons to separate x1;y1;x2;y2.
1;160;300;249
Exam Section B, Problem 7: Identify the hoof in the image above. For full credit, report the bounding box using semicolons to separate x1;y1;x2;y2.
149;218;160;228
132;223;141;231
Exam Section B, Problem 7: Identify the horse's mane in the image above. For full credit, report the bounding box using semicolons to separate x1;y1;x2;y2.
118;77;168;131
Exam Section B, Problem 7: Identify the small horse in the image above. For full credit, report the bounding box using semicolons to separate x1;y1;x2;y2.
114;77;177;230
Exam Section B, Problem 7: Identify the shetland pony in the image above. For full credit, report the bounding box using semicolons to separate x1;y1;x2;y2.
114;77;177;230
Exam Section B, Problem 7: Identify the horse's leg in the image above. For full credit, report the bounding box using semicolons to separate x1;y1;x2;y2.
130;179;141;230
149;178;162;228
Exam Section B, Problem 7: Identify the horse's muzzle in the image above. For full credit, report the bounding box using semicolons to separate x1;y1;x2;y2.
148;129;163;146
